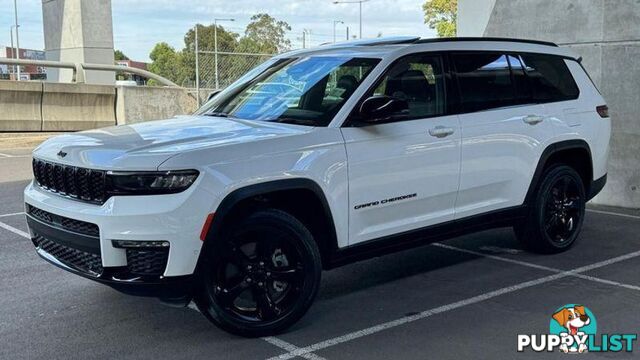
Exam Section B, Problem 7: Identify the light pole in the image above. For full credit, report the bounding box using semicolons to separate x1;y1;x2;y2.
332;20;344;43
333;0;369;39
195;25;200;105
13;0;21;80
214;18;234;90
9;26;17;78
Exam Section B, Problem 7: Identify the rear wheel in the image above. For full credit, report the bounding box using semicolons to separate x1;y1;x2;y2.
515;165;586;253
195;209;321;337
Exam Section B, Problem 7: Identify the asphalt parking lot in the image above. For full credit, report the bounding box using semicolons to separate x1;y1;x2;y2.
1;146;640;359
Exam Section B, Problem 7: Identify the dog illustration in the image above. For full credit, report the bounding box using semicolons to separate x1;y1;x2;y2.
552;305;591;353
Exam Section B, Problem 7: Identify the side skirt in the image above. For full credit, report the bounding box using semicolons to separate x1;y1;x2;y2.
325;206;527;269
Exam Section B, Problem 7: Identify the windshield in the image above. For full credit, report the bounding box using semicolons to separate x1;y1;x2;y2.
196;56;380;126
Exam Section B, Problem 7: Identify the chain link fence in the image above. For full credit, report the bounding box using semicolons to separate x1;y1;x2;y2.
192;50;274;104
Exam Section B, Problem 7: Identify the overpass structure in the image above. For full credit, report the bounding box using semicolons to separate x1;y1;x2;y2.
458;0;640;209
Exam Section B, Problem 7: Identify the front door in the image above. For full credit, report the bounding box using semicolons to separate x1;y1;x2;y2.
341;54;461;245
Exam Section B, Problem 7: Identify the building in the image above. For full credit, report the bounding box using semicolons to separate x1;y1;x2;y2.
116;59;149;85
457;0;640;209
0;47;47;81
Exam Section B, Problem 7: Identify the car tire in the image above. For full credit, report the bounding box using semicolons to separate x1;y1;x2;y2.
195;208;322;337
515;165;586;254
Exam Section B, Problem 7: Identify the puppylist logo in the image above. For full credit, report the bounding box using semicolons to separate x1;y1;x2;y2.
517;304;638;354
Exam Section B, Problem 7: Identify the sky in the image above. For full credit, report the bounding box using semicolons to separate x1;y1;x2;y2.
0;0;436;62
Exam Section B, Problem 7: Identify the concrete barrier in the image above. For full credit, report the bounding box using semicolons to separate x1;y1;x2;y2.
0;81;197;132
0;81;43;131
42;83;116;131
115;86;197;125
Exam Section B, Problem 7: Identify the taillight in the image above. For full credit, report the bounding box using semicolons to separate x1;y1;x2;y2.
596;105;609;118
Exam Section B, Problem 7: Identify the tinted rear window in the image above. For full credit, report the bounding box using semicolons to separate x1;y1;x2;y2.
520;54;579;102
452;53;518;112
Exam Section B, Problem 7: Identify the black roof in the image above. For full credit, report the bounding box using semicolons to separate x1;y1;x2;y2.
323;36;559;49
414;37;558;47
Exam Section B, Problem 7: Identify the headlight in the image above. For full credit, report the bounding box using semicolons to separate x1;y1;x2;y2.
106;170;199;195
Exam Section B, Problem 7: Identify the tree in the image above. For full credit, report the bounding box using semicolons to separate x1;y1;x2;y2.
114;50;129;61
243;13;292;53
180;24;240;87
218;14;292;88
422;0;457;37
148;42;184;85
146;13;292;88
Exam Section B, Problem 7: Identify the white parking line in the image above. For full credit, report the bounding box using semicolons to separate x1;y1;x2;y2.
587;208;640;220
0;211;25;218
433;243;640;291
186;302;326;359
262;337;327;360
0;220;30;239
267;249;640;360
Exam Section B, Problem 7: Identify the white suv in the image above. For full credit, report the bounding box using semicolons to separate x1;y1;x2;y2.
24;37;610;336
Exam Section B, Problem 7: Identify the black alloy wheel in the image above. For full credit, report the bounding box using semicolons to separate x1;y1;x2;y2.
196;209;322;337
515;165;586;253
542;174;583;244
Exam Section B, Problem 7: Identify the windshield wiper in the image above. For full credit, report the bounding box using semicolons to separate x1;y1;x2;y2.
272;117;316;126
204;112;230;118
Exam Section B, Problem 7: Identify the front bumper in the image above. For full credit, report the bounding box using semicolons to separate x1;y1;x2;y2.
24;179;216;298
35;241;194;300
26;206;195;302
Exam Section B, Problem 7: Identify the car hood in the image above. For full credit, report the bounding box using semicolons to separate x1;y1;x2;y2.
33;115;311;170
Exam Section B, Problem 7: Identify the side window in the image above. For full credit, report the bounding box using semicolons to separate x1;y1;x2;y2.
370;54;446;120
452;53;516;112
520;53;579;102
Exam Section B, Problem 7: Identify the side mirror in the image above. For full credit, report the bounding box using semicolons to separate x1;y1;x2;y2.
359;95;409;124
207;90;221;102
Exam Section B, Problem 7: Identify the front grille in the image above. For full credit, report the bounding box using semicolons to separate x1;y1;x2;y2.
34;234;103;275
27;204;99;238
126;248;169;276
32;158;107;204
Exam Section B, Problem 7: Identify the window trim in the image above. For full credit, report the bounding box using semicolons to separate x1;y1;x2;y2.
342;52;451;127
448;50;581;115
341;50;582;124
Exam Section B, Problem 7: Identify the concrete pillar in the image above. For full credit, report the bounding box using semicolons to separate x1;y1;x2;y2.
42;0;115;85
458;0;640;209
457;0;497;37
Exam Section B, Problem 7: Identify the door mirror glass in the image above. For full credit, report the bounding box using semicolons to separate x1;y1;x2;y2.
359;95;409;123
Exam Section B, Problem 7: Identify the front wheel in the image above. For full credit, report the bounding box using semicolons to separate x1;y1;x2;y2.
195;209;322;337
515;165;586;254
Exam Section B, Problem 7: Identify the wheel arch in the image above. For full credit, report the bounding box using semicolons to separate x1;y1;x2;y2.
524;139;593;206
199;178;338;271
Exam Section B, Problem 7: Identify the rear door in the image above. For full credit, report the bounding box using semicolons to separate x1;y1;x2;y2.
342;53;461;245
452;52;553;219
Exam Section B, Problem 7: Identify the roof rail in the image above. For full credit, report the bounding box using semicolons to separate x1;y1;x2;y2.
415;37;559;47
321;36;421;47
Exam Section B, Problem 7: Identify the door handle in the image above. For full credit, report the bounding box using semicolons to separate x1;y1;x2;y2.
428;126;455;138
523;115;544;125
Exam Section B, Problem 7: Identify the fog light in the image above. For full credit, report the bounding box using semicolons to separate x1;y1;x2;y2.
112;240;170;249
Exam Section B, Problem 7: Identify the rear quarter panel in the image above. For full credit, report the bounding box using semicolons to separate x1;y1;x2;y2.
548;60;610;180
